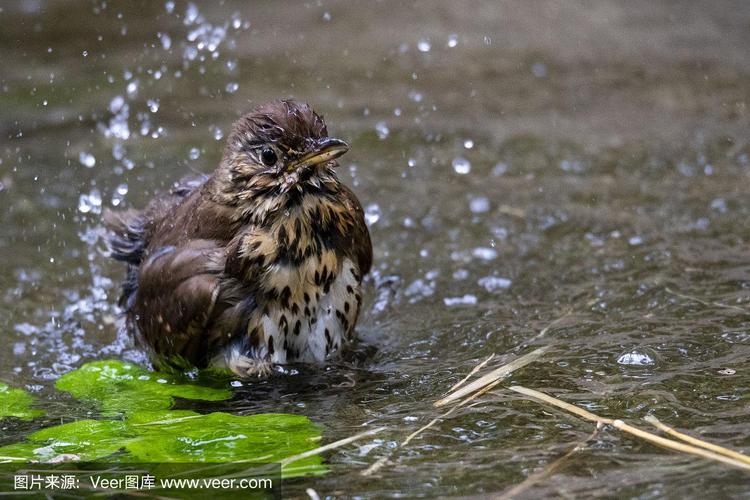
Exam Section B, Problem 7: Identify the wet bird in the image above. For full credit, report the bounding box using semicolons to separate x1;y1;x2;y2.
104;100;372;377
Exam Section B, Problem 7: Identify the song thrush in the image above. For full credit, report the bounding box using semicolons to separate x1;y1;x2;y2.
104;100;372;377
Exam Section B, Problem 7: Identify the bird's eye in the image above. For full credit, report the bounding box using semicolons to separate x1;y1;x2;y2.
260;147;278;166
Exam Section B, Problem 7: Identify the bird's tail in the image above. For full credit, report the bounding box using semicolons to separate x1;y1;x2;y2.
102;209;146;310
102;208;146;265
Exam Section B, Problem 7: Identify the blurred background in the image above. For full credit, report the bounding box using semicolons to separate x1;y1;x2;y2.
1;1;750;497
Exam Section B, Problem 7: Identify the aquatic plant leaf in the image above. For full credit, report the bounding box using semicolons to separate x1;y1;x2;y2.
123;410;326;475
0;410;326;477
0;382;44;420
0;419;128;462
55;360;231;415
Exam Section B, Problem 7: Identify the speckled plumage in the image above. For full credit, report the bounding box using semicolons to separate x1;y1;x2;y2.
104;100;372;377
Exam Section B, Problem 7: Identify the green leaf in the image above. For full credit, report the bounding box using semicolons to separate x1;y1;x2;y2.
55;360;232;415
0;419;129;462
0;411;326;477
0;382;44;420
2;362;326;477
125;410;326;475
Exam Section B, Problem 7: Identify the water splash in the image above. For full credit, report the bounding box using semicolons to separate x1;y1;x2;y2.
375;121;390;140
78;152;96;168
417;39;431;53
365;204;382;226
452;157;471;174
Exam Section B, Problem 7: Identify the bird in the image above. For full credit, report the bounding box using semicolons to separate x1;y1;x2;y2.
104;100;372;378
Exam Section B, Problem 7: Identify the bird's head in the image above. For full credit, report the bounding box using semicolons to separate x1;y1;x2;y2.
217;100;348;202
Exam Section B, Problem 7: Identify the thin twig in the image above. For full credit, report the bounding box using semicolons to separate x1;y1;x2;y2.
665;287;748;313
509;386;750;472
643;415;750;465
611;420;750;471
498;205;527;218
435;347;550;408
448;354;495;393
306;488;321;500
279;427;386;467
496;424;603;500
508;386;613;424
401;412;450;447
361;455;391;477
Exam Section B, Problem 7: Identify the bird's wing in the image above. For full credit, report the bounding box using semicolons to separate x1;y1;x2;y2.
132;238;230;369
103;173;210;308
337;183;373;276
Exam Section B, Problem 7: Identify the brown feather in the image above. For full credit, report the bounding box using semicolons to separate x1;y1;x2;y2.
104;100;372;375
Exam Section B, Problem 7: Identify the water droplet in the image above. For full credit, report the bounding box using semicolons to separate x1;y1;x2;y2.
617;351;654;366
710;198;728;213
453;269;469;280
184;46;198;61
158;32;172;50
478;276;512;291
78;152;96;168
126;80;139;97
472;247;497;261
492;162;508;176
407;158;416;167
78;189;102;214
225;82;239;93
189;147;200;160
210;125;224;140
469;196;490;213
452;157;471;174
404;279;435;301
374;121;389;140
531;62;547;78
147;99;160;113
408;90;423;102
463;139;474;149
628;236;643;246
447;34;458;48
231;12;243;29
185;3;200;25
365;203;381;225
483;35;492;45
444;295;477;306
322;11;331;21
417;38;431;52
108;96;125;114
111;183;128;206
82;50;88;57
165;0;175;13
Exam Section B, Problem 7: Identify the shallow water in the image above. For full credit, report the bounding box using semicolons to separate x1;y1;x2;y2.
2;0;750;497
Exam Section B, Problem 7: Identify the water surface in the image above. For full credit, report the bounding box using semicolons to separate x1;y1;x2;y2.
1;1;750;497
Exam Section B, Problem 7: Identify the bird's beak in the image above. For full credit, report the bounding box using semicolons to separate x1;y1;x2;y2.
287;137;349;171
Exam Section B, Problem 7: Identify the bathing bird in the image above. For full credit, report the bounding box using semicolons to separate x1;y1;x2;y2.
104;100;372;377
